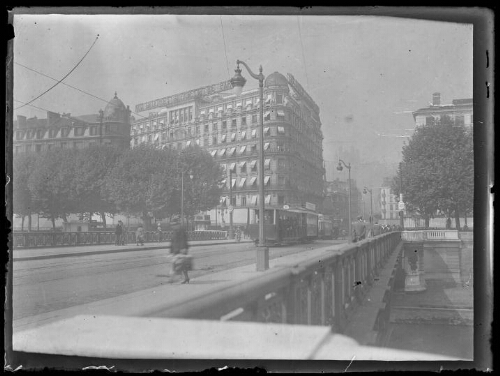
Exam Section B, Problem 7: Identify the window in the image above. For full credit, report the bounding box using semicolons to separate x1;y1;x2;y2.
36;129;44;139
278;159;286;169
61;128;70;137
241;117;247;125
277;111;285;121
16;131;23;140
213;123;218;131
35;144;42;152
231;119;237;127
189;107;193;121
276;94;283;104
212;136;217;145
241;196;247;206
252;114;258;123
265;159;271;170
277;140;285;151
221;134;226;143
455;115;465;126
231;197;236;206
250;160;258;172
89;126;98;136
278;176;285;186
278;195;285;205
222;121;227;129
240;161;247;173
204;124;209;132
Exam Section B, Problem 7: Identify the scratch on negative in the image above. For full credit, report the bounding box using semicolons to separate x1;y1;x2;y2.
344;355;355;372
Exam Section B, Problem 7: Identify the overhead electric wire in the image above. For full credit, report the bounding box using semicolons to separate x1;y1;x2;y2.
219;16;231;79
15;35;100;111
15;61;148;120
296;16;310;90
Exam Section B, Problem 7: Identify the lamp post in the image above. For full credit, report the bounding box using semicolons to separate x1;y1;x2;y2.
399;162;404;230
228;169;234;239
337;159;352;241
181;169;193;228
231;60;269;271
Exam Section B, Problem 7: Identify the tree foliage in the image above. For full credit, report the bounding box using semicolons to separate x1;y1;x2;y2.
15;144;225;230
27;148;79;228
392;115;473;228
13;152;37;230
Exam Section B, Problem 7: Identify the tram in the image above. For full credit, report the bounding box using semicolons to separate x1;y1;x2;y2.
247;207;319;245
318;217;334;239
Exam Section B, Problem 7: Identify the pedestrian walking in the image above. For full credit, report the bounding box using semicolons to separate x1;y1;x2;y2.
119;220;127;245
168;218;191;284
136;225;144;246
157;222;162;243
115;221;123;246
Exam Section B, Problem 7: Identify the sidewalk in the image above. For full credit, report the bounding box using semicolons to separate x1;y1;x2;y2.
13;238;254;261
14;242;349;332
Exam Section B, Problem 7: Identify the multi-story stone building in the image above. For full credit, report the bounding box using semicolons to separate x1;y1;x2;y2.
131;72;325;226
412;92;473;128
13;92;131;154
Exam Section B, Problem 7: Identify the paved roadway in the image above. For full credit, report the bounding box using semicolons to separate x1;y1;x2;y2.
13;240;346;323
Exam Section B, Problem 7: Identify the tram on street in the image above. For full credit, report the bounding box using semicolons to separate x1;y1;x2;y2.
247;207;319;245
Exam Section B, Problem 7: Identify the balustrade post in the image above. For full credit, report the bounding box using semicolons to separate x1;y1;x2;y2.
333;261;343;332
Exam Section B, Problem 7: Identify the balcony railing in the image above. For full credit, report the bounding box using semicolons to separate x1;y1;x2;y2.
12;230;228;249
400;230;460;242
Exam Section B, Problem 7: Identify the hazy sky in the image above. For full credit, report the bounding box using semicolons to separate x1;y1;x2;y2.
13;11;473;184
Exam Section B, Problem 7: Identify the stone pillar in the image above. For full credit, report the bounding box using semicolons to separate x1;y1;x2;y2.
256;245;269;271
403;243;426;292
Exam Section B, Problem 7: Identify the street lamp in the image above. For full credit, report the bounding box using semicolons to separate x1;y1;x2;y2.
337;159;352;241
231;60;269;271
228;169;234;239
181;169;193;228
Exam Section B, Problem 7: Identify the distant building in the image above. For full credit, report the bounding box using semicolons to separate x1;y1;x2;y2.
379;176;399;222
13;92;131;154
131;72;325;226
412;92;473;128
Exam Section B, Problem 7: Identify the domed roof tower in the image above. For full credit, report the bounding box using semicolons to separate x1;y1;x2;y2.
103;92;129;122
264;72;288;88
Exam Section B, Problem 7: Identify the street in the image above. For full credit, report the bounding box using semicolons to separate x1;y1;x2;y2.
13;240;345;323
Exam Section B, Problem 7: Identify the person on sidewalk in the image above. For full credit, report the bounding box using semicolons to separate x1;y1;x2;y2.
157;222;162;243
136;225;144;246
168;218;191;284
115;221;123;246
120;221;127;245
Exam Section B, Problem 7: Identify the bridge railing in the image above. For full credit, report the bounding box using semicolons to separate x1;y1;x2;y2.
141;232;401;332
12;230;229;249
401;230;459;242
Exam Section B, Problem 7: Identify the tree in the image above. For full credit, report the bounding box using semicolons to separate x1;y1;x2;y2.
174;145;224;221
104;144;180;230
13;153;37;231
28;148;79;229
392;115;473;228
71;145;122;228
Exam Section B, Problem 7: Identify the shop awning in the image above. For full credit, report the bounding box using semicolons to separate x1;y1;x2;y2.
241;131;246;139
250;160;257;168
236;101;242;107
264;127;270;134
221;134;226;142
240;161;247;168
251;195;258;205
264;142;270;150
219;149;226;156
229;162;236;171
265;195;271;204
228;147;236;156
231;133;236;141
277;110;285;116
249;177;257;186
278;126;285;133
231;178;236;188
264;176;271;185
154;134;160;140
240;145;247;154
252;129;257;137
264;159;271;168
210;150;217;157
186;140;191;146
239;177;246;187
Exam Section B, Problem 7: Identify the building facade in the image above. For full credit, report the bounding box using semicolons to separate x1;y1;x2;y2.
412;92;473;128
13;92;131;154
131;72;325;226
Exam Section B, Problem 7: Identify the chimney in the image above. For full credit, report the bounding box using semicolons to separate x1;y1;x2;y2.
47;111;61;126
432;92;441;106
17;115;27;127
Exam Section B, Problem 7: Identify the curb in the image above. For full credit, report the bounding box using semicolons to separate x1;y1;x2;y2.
13;240;254;262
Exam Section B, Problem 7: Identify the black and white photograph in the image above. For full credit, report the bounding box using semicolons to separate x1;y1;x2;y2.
5;7;493;372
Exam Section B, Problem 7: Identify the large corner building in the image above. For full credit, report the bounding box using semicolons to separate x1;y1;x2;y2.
131;72;325;226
